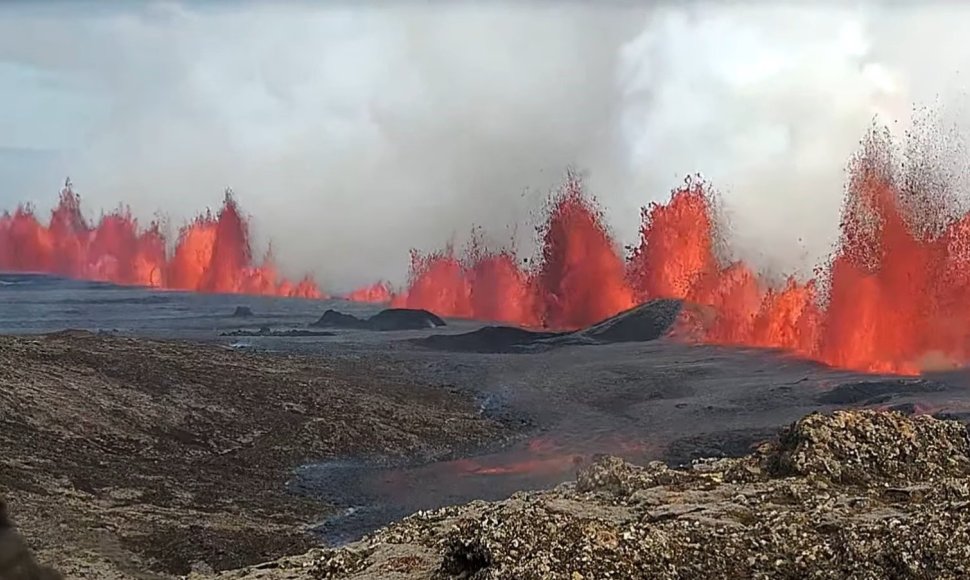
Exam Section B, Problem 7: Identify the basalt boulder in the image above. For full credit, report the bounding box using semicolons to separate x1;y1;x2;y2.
312;309;446;331
367;309;445;331
232;306;254;318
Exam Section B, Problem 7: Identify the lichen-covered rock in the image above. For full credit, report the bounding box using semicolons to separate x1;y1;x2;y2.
576;456;695;496
309;548;370;578
760;410;970;483
208;410;970;580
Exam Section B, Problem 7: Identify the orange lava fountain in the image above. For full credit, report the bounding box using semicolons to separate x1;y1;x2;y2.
6;120;970;375
345;281;393;303
384;125;970;374
0;182;321;298
389;172;633;329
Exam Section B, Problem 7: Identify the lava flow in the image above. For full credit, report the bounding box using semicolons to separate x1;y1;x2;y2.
0;182;321;298
449;435;652;478
387;125;970;374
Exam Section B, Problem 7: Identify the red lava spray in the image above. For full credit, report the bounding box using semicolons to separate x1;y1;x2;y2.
382;124;970;374
6;121;970;374
0;182;321;298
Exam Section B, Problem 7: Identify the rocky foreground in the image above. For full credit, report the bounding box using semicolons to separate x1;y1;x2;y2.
0;331;506;578
200;410;970;580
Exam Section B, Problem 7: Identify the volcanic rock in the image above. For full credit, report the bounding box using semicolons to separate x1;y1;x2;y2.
311;309;446;331
577;298;682;343
221;328;337;337
0;332;504;577
367;309;445;331
756;408;970;484
312;309;368;329
416;299;681;353
815;378;948;405
202;410;970;579
418;326;563;353
232;306;254;318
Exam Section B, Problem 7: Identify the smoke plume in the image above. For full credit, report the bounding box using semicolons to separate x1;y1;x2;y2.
0;2;965;291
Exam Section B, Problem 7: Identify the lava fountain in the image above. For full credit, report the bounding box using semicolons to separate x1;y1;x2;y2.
389;172;634;329
5;120;970;373
0;182;322;299
389;123;970;374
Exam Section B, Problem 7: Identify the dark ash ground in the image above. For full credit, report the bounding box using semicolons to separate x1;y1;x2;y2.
2;273;969;578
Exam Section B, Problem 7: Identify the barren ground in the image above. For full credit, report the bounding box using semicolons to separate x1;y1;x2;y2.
0;331;507;578
5;275;970;579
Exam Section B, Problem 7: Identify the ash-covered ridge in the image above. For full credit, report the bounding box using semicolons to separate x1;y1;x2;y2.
200;410;970;580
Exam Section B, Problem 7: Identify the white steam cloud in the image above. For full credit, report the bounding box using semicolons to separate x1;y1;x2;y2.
0;2;966;291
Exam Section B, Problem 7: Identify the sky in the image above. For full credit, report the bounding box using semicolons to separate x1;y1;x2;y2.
0;2;969;291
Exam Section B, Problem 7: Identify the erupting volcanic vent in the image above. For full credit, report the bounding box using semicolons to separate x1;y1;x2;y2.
390;172;635;329
4;122;970;374
0;181;321;298
389;125;970;374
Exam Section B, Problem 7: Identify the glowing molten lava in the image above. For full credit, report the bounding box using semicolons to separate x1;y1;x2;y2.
676;129;970;374
6;121;970;374
0;182;321;298
534;173;636;328
387;126;970;374
389;172;631;329
345;281;393;303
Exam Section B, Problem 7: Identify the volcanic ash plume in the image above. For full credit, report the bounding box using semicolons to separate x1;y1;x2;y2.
0;182;320;298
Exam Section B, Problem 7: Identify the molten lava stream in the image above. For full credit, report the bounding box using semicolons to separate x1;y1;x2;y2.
451;455;583;478
0;184;323;299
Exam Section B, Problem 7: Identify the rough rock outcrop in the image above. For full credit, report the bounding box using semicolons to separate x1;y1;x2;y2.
202;410;970;580
311;309;445;331
416;300;681;353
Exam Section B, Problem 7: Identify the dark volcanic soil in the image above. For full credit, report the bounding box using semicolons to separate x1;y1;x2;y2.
0;332;507;578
